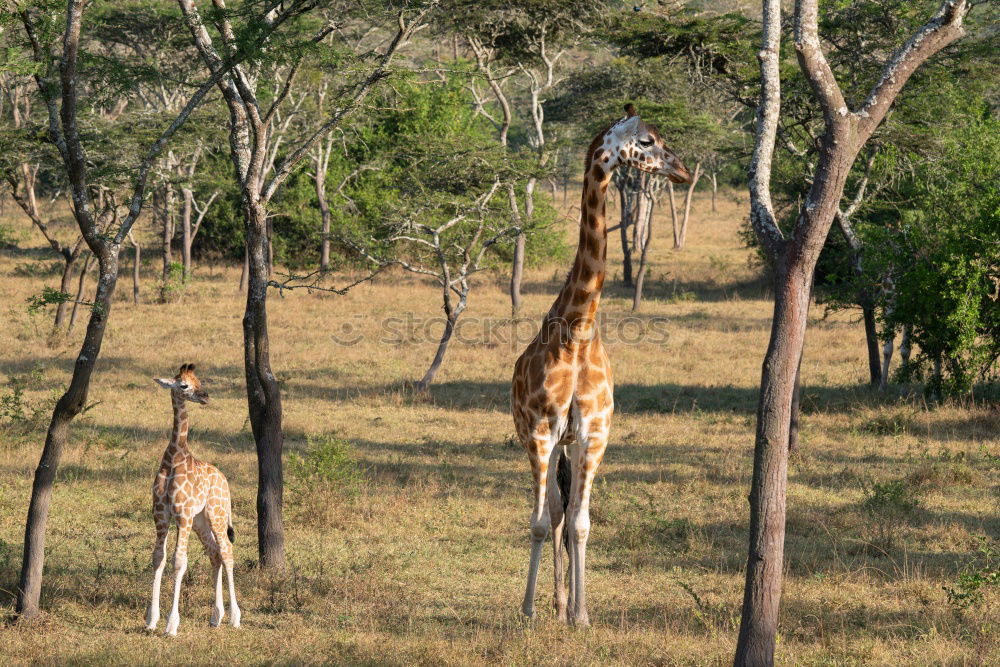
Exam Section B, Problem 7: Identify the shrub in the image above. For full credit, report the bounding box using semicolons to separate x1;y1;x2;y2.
858;477;920;551
945;537;1000;610
286;435;364;525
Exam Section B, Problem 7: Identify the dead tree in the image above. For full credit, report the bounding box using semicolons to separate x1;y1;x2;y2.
735;2;972;665
14;0;239;619
177;0;432;570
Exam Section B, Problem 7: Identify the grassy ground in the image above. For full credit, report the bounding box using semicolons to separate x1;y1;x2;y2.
0;190;998;665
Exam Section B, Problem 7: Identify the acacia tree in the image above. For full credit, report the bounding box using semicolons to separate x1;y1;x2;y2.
8;0;247;619
734;1;972;664
176;0;432;569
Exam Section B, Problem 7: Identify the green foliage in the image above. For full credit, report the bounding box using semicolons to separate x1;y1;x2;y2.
945;537;1000;610
0;367;50;436
157;261;185;303
858;477;921;551
26;286;80;315
287;435;364;508
865;112;1000;396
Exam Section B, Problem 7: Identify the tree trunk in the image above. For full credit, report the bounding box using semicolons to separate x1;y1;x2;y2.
53;253;77;331
243;200;285;570
131;236;141;304
676;162;702;249
507;184;525;316
668;182;680;248
735;263;811;666
711;171;718;213
632;197;655;312
181;187;193;281
18;248;119;618
619;186;633;288
415;312;459;391
509;177;536;315
68;252;94;333
510;234;525;316
861;296;881;386
316;167;331;272
161;184;174;281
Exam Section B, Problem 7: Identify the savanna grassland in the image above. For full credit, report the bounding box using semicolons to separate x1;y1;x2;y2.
1;191;998;665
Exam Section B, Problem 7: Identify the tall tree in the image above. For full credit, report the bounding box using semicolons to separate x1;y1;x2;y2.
734;1;972;665
176;0;432;569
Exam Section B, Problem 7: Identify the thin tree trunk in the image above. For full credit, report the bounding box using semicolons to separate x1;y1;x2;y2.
130;234;141;304
711;171;718;213
736;264;810;665
316;167;331;273
161;184;174;281
243;201;285;570
416;312;460;391
68;252;94;333
632;197;655;312
507;185;525;316
53;253;77;331
668;182;680;248
181;187;193;281
18;249;119;618
862;296;881;386
619;186;633;288
676;162;702;249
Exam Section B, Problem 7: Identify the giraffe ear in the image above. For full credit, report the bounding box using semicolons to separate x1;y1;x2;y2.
155;378;176;389
612;115;639;139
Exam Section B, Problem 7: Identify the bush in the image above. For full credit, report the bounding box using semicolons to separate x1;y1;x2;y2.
945;536;1000;610
858;477;920;552
286;435;364;525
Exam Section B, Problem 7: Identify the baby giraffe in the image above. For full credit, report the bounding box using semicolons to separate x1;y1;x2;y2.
146;363;240;636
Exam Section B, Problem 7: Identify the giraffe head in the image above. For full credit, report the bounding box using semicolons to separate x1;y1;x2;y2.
604;104;691;183
155;363;209;405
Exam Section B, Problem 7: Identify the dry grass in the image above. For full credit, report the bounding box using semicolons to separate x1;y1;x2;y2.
0;190;998;665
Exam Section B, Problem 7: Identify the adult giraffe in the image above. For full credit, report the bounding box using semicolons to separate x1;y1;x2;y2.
512;105;691;626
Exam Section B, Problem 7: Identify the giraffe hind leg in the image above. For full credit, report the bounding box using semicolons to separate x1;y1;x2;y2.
146;510;170;631
522;430;557;620
208;498;241;628
548;446;570;623
194;511;225;627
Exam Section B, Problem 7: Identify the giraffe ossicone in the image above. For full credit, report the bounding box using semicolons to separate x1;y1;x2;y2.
146;363;240;636
512;104;690;626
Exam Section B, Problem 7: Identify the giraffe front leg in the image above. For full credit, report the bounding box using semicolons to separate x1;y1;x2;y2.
145;514;169;631
521;435;555;620
165;515;192;637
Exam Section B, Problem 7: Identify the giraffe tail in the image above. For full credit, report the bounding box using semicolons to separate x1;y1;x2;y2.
226;497;235;544
557;449;571;552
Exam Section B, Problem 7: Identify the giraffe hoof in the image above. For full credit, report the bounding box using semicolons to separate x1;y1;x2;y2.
209;607;224;627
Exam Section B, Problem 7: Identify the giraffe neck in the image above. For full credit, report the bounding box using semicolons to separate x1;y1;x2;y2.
550;139;612;330
164;393;190;462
